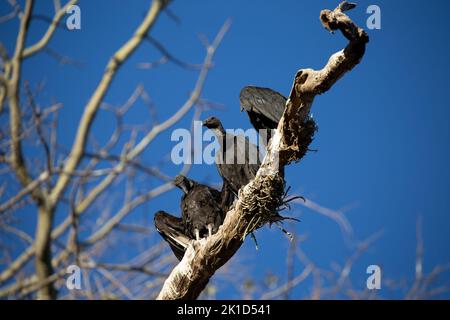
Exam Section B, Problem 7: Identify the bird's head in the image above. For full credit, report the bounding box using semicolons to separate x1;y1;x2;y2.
173;174;193;194
154;210;166;225
239;86;255;112
202;116;222;129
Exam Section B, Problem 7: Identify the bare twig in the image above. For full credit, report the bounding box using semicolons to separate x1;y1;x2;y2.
22;0;78;59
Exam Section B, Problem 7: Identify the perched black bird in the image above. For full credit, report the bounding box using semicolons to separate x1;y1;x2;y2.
173;174;225;240
203;116;261;195
154;210;189;261
239;86;287;143
154;175;229;260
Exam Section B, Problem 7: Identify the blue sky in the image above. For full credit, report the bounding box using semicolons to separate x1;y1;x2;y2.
1;0;450;299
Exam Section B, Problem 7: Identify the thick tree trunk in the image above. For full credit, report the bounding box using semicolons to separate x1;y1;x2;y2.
35;205;56;300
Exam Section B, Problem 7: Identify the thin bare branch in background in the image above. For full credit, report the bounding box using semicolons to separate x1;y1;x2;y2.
0;0;232;299
296;197;353;239
142;35;203;70
0;0;21;24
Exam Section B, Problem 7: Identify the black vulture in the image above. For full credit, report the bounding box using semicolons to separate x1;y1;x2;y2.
173;174;225;240
154;210;189;261
203;116;261;195
239;86;287;143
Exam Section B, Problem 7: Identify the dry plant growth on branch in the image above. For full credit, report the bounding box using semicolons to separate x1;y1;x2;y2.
1;0;448;300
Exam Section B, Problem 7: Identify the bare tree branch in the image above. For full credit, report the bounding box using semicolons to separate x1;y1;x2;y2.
8;0;36;189
0;25;227;288
0;171;49;214
22;0;78;59
49;0;168;206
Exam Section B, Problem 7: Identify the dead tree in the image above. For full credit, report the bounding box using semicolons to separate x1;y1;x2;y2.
0;0;230;299
157;1;369;300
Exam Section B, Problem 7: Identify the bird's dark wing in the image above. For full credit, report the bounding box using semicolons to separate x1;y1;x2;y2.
182;184;224;238
235;134;260;184
154;211;189;261
217;133;261;194
239;86;287;130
